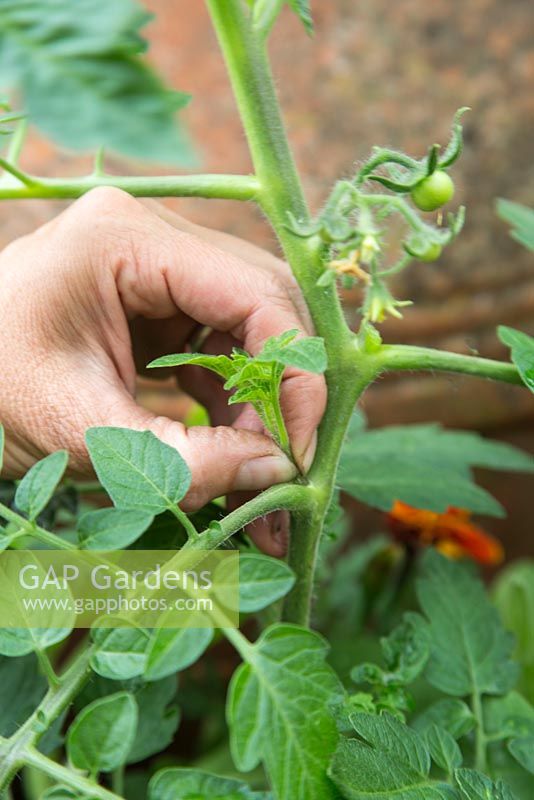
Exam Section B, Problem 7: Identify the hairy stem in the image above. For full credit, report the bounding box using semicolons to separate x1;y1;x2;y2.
184;483;312;551
376;344;522;385
206;0;365;625
0;173;260;201
0;649;93;791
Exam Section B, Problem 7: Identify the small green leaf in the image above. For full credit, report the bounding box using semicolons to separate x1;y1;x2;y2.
426;724;462;773
86;427;191;513
455;768;518;800
91;625;150;680
147;352;235;379
417;551;518;697
484;691;534;741
66;691;138;773
0;627;71;658
148;767;269;799
144;627;213;682
215;553;295;612
508;737;534;775
414;699;476;739
498;327;534;393
227;624;342;800
78;507;153;550
128;676;180;764
287;0;314;35
15;451;68;520
258;331;327;373
496;200;534;251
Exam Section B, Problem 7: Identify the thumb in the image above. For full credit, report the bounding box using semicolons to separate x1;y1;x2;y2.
81;393;297;512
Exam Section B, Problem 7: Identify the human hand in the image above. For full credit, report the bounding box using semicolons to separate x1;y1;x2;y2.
0;188;326;553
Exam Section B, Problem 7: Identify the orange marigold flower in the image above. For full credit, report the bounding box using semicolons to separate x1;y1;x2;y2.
387;501;504;565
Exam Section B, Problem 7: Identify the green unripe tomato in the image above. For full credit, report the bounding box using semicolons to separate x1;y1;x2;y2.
410;170;455;211
417;242;442;262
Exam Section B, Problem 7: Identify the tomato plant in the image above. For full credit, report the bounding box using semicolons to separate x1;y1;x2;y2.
0;2;533;799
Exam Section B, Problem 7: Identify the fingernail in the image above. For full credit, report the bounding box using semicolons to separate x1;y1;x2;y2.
298;431;317;474
236;454;297;491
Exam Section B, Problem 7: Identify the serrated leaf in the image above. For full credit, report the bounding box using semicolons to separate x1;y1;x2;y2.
498;327;534;393
455;768;518;800
227;624;342;800
0;0;193;164
66;691;138;773
86;427;191;513
416;551;518;697
496;200;534;251
148;767;270;799
15;451;68;520
413;699;475;739
78;507;153;550
287;0;314;35
144;626;213;682
338;418;533;516
329;712;456;800
258;331;327;373
426;724;462;773
215;553;295;612
148;352;236;379
90;625;150;680
128;676;180;764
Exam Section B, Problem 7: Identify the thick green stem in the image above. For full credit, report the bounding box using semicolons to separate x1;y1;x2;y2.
206;0;364;624
376;344;522;385
0;649;93;791
0;173;260;201
184;483;312;552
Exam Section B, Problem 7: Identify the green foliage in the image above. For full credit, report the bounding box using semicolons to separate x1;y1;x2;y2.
0;0;192;163
496;199;534;251
15;450;68;521
227;624;342;800
287;0;314;35
149;330;326;457
338;413;533;516
216;552;295;612
85;427;191;513
329;712;457;799
425;724;463;774
90;622;214;684
0;654;46;736
66;691;138;774
77;507;153;550
413;699;476;739
416;550;518;696
494;561;534;703
127;676;180;764
148;767;270;799
0;624;71;658
498;327;534;393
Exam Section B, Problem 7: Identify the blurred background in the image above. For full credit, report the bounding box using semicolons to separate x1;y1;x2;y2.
1;0;532;556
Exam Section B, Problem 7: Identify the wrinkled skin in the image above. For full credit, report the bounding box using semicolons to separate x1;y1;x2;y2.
0;188;326;554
